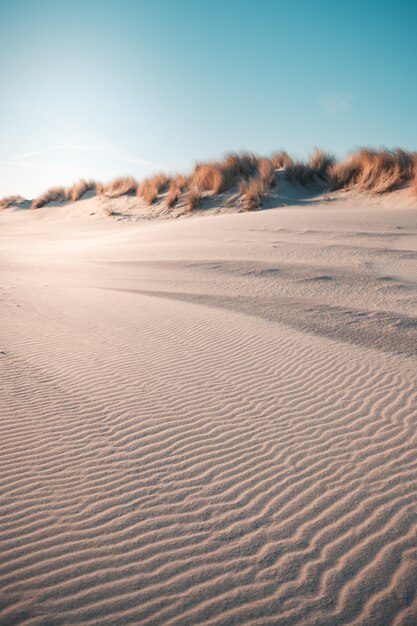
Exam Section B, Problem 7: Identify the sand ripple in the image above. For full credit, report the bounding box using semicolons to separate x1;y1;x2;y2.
1;205;417;625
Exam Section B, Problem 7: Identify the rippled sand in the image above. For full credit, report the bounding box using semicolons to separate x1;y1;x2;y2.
1;194;417;625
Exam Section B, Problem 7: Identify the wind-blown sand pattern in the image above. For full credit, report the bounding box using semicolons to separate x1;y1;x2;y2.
1;194;417;625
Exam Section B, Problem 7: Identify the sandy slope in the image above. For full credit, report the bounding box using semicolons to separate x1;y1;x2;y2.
1;193;417;625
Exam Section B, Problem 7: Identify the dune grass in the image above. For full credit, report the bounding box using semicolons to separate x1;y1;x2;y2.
285;150;335;187
32;186;70;209
166;180;180;208
138;174;170;205
271;151;294;170
329;149;415;193
102;176;138;198
239;178;266;210
258;158;276;188
69;179;103;202
224;152;260;179
192;163;227;194
191;152;262;196
0;195;25;209
4;147;417;218
184;188;202;212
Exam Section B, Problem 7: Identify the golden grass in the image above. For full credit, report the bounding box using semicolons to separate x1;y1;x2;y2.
190;152;273;211
191;152;263;196
239;177;267;211
286;150;335;187
165;181;180;208
285;161;313;186
224;152;259;179
270;151;294;170
0;195;25;209
258;158;276;188
138;174;170;205
192;163;227;194
330;149;416;193
184;188;202;212
69;179;103;202
359;151;401;193
309;149;336;179
102;176;138;197
32;186;70;209
173;175;189;190
165;174;190;208
6;147;417;217
328;156;361;190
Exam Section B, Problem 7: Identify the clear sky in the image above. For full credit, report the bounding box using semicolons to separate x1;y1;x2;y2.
1;0;416;197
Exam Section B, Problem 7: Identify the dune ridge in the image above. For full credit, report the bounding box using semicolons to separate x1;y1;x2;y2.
0;196;417;624
2;147;417;219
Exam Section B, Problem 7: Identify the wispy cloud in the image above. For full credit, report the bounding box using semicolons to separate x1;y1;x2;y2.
12;144;166;171
0;144;168;197
107;151;166;170
318;91;353;113
14;145;103;160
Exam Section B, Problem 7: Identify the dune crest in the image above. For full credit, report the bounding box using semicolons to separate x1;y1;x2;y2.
2;148;417;220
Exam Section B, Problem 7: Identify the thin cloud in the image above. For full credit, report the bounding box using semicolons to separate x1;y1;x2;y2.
319;92;352;113
14;145;103;160
11;144;166;171
108;151;166;170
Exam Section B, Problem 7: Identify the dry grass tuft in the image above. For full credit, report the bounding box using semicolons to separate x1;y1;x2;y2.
270;151;294;170
138;174;170;205
358;149;413;193
224;152;259;179
189;152;274;211
258;158;276;188
328;156;362;190
308;149;336;179
102;176;138;197
166;180;181;208
32;186;69;209
192;163;227;194
165;174;189;208
184;188;202;212
286;150;335;187
69;179;103;202
239;177;267;211
175;175;189;190
357;150;400;193
285;161;314;186
0;195;25;209
330;148;415;193
191;152;261;196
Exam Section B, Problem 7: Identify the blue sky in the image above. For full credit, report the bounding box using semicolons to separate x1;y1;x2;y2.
1;0;416;197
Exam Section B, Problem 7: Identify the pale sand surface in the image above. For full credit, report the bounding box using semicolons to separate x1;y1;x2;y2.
1;191;417;625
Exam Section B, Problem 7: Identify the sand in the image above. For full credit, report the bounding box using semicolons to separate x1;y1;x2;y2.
1;189;417;625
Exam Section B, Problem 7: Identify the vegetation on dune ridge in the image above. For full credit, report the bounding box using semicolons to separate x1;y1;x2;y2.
69;179;103;202
184;188;202;212
137;174;170;205
329;148;415;194
32;186;70;209
101;176;138;197
239;177;268;210
3;147;417;215
0;195;25;209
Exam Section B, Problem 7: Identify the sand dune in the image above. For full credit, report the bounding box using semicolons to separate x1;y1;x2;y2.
1;192;417;625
